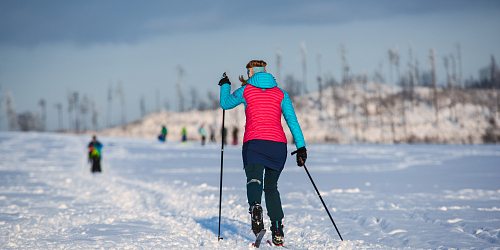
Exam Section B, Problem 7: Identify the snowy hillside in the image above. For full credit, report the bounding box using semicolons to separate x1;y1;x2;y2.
1;132;499;249
97;82;500;144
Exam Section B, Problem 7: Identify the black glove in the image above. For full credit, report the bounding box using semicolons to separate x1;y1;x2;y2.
291;147;307;166
219;76;231;86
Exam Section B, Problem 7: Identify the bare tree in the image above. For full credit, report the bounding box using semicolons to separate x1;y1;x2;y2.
415;59;421;87
107;83;113;127
375;64;385;142
456;43;465;122
430;48;439;128
197;100;209;111
399;76;408;142
116;81;126;125
73;92;80;132
140;95;146;117
408;42;415;108
450;54;457;88
54;103;63;131
91;98;98;131
444;55;457;122
156;88;160;112
177;66;186;112
339;43;349;85
284;75;301;101
339;43;351;122
207;91;219;110
491;55;500;118
456;43;463;89
316;53;323;111
388;45;400;86
333;82;340;128
163;99;170;111
276;45;282;84
395;46;401;81
5;91;17;131
391;45;409;142
388;46;399;142
17;111;38;131
444;56;452;89
190;87;198;110
0;84;2;126
67;90;74;131
80;95;90;131
449;53;458;122
361;70;370;141
38;99;46;131
301;41;308;94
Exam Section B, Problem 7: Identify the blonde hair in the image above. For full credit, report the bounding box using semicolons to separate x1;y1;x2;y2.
239;60;267;86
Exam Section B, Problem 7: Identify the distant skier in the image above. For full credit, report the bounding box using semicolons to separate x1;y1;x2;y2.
158;125;168;142
209;123;216;143
232;126;239;145
198;123;207;146
181;126;187;142
219;60;307;246
88;135;103;173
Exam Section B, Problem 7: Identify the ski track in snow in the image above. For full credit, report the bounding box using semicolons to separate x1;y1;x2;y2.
1;132;500;249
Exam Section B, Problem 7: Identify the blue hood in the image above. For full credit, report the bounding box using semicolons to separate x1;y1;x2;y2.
246;73;277;89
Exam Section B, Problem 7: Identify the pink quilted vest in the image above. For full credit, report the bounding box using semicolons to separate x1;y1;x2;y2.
243;85;287;144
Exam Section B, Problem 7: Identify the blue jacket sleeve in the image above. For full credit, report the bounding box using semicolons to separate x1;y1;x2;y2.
220;84;245;110
280;90;306;149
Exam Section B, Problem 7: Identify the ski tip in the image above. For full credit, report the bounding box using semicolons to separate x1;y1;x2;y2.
254;229;266;248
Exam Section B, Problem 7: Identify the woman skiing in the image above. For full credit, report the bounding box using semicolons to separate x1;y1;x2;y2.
219;60;307;246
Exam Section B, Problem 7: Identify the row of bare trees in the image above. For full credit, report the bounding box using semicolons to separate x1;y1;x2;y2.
279;42;499;143
2;42;498;137
2;75;221;132
4;90;100;133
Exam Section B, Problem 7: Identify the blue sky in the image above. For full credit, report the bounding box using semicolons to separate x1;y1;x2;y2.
1;0;499;131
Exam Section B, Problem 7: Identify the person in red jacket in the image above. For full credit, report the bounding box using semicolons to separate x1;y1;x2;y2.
219;60;307;246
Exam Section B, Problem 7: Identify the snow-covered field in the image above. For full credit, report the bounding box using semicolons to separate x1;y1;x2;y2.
1;132;500;249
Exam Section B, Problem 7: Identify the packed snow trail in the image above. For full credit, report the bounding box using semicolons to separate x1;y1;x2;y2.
1;132;499;249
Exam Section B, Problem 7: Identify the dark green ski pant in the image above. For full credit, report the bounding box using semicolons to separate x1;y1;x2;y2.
245;163;284;222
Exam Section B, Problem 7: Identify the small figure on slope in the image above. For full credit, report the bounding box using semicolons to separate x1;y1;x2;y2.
181;126;187;142
158;125;168;142
232;126;239;146
198;123;207;146
88;135;103;173
209;123;216;143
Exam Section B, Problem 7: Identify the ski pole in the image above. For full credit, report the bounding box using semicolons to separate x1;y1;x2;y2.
217;72;227;241
296;157;343;241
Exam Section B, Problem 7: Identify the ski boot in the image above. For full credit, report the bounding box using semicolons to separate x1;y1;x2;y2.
249;202;264;236
270;220;284;246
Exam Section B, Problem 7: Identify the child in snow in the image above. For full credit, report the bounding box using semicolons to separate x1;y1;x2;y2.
198;123;207;146
232;126;239;145
181;126;187;142
209;124;216;143
219;60;307;246
158;125;168;142
88;135;103;173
